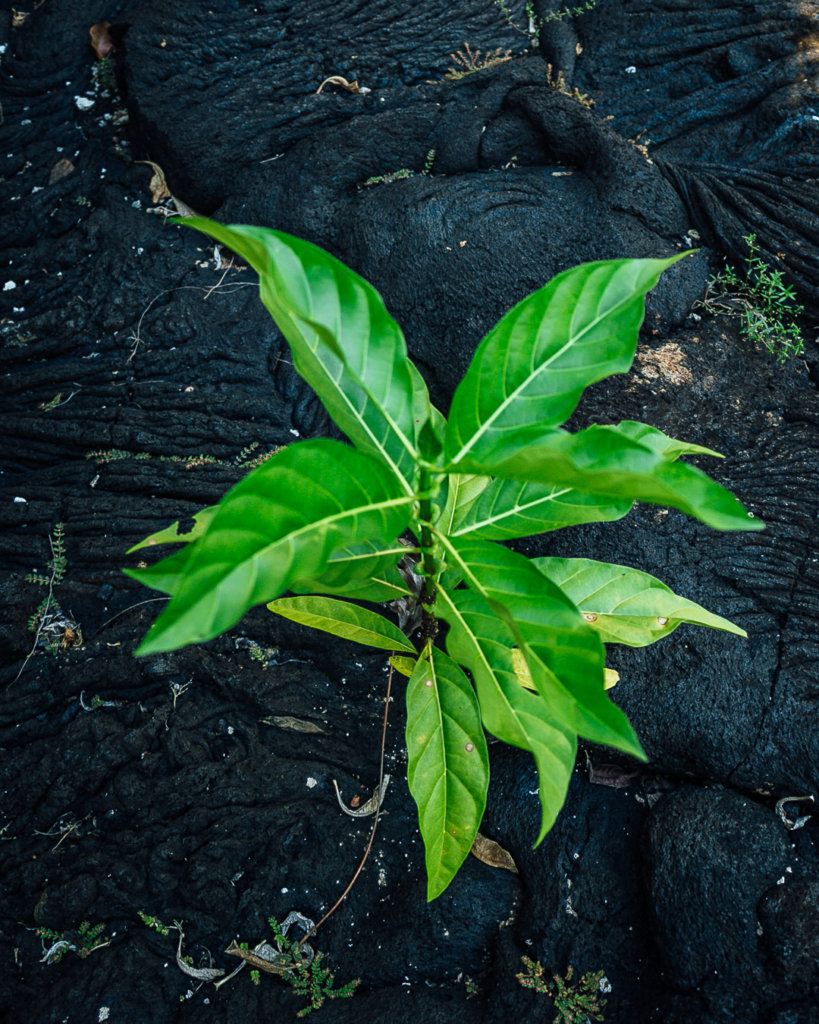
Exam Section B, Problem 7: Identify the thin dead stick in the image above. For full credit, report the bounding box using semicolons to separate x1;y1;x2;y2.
90;596;169;640
298;661;395;948
203;258;235;300
126;281;256;363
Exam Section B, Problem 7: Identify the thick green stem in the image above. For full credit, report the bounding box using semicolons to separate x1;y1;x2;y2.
417;466;438;606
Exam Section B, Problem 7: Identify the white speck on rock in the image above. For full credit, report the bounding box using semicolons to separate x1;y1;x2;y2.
306;777;318;789
625;66;637;74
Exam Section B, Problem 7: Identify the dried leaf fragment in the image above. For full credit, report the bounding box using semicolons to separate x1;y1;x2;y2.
48;158;75;185
136;160;171;203
333;775;390;817
89;22;114;58
586;754;640;789
316;75;370;95
470;831;518;873
263;715;325;734
172;922;225;981
775;794;815;831
11;10;29;29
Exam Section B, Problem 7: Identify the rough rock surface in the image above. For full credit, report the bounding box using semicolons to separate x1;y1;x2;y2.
1;2;817;1022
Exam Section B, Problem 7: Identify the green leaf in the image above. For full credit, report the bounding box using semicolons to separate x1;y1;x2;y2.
439;536;643;758
441;422;724;541
289;541;411;601
533;557;747;646
434;584;577;843
406;642;489;898
126;544;195;597
389;655;417;678
448;477;631;541
452;421;763;533
132;440;412;655
267;595;416;653
128;506;217;553
613;420;723;460
180;218;434;492
445;254;689;467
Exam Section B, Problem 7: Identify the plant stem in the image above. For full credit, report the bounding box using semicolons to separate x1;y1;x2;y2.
417;465;438;606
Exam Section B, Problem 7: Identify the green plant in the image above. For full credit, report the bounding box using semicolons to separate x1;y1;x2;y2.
497;0;597;37
138;910;171;935
127;217;761;900
362;149;436;188
24;523;81;656
443;43;513;81
517;959;606;1023
546;62;594;107
267;916;359;1016
26;523;67;587
698;233;804;363
36;920;109;963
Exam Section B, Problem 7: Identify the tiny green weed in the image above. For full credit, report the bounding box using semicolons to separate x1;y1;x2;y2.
138;910;171;935
496;0;597;38
443;43;513;81
517;958;607;1023
226;915;359;1015
25;523;67;588
36;920;109;964
699;233;805;364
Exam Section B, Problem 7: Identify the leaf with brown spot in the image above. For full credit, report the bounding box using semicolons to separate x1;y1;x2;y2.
470;832;518;873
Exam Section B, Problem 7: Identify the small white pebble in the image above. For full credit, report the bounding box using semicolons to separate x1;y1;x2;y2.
3;281;16;291
306;777;318;789
74;96;95;111
625;66;637;74
14;496;27;503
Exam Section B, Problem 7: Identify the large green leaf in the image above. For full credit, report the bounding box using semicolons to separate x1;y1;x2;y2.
268;595;416;653
406;642;489;899
448;477;631;541
440;536;642;757
451;421;763;533
127;544;196;597
127;505;217;553
441;421;726;541
533;557;747;646
181;218;432;493
289;540;411;601
130;440;412;655
445;254;688;467
434;584;577;843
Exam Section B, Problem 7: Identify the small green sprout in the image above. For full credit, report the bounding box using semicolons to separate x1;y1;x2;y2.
266;916;359;1016
699;233;805;364
517;958;607;1023
36;920;109;963
138;911;171;936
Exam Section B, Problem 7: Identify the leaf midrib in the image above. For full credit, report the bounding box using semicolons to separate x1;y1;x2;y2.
450;278;638;465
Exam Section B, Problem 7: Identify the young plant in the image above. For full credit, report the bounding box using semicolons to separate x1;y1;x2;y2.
699;233;805;363
36;920;109;963
517;958;607;1023
127;218;762;900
